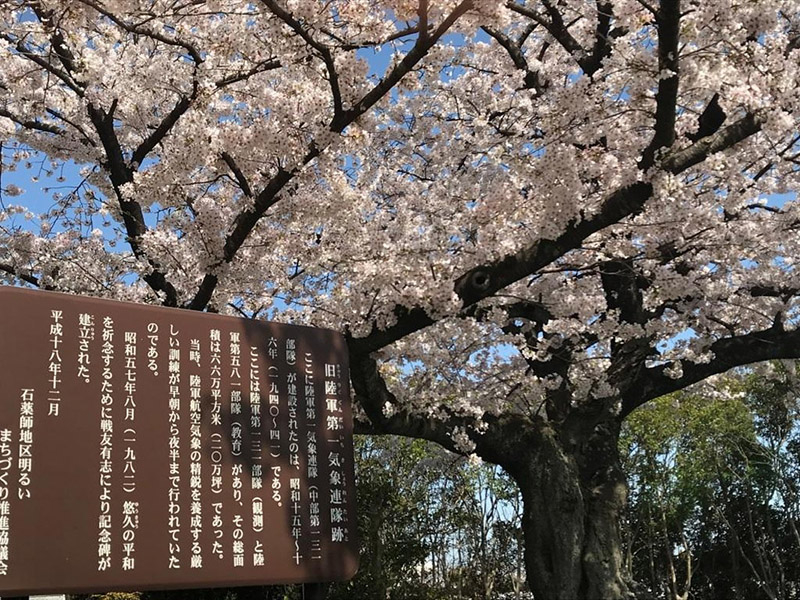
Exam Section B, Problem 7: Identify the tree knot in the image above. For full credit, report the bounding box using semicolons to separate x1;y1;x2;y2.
469;269;491;292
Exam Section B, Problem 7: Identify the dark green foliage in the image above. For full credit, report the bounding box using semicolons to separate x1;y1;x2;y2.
621;363;800;600
328;436;525;600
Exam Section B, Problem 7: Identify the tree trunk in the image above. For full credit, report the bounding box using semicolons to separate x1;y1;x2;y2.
509;417;636;600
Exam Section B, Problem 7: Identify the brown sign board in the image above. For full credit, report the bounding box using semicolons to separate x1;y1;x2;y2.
0;287;358;595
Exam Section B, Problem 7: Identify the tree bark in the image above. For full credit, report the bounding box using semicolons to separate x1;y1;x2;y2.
349;353;643;599
507;417;635;600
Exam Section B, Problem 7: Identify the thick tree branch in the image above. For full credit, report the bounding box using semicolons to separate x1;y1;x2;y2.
86;103;129;188
639;0;681;170
88;7;209;168
59;0;276;170
418;0;429;42
483;26;528;70
507;0;621;77
351;111;766;356
0;263;41;288
76;0;204;64
350;180;652;356
482;24;546;92
748;284;800;300
86;103;179;306
39;3;202;306
221;152;254;198
470;299;553;330
0;108;62;135
625;325;800;417
349;350;534;468
214;57;282;88
131;93;195;167
453;186;650;305
635;0;658;14
583;1;618;74
479;299;561;381
10;5;184;305
334;0;473;130
187;164;302;310
600;259;654;396
186;0;474;310
508;1;585;66
350;352;466;452
687;93;727;142
0;34;84;96
661;110;765;173
29;3;80;74
600;259;647;325
261;0;344;119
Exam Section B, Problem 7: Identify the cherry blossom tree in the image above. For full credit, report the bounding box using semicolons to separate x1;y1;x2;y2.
1;1;799;598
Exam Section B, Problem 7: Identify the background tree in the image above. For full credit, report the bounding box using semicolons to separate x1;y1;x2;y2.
329;436;443;600
1;1;800;598
329;436;525;600
622;365;800;600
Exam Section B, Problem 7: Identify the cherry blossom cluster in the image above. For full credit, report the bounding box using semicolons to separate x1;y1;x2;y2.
0;0;798;434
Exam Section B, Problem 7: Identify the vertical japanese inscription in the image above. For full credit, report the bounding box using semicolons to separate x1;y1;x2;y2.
287;338;301;565
189;336;203;569
47;310;63;417
325;363;348;545
0;429;12;575
248;341;262;491
304;352;321;560
230;333;244;569
122;330;139;572
167;324;181;570
77;313;94;385
248;337;265;568
98;317;115;571
0;287;358;595
17;389;33;501
208;330;227;563
266;339;282;521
